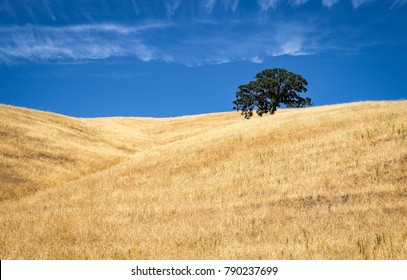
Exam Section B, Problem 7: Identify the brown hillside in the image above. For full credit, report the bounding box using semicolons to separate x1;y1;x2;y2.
0;101;406;259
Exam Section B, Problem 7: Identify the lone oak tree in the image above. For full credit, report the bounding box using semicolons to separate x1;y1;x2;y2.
233;68;312;119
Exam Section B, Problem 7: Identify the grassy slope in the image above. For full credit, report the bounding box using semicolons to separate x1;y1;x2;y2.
0;101;406;259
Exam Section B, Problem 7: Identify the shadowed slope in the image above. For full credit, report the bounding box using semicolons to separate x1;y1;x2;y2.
0;105;241;200
0;105;147;200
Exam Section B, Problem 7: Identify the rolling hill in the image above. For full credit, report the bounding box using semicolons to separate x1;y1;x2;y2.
0;101;406;259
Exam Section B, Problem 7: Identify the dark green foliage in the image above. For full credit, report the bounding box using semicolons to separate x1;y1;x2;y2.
233;68;312;119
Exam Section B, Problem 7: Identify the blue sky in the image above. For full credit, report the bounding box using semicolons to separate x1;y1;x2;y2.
0;0;406;117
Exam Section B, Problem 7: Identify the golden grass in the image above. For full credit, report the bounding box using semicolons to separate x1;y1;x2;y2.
0;101;406;259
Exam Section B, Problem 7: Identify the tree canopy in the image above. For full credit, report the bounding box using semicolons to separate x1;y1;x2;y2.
233;68;312;119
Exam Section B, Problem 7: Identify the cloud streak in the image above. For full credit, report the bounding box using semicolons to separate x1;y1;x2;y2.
0;20;320;65
1;1;404;65
270;40;313;56
257;0;280;11
289;0;309;7
322;0;340;8
0;0;16;18
351;0;374;9
1;0;406;24
222;0;239;12
0;23;169;64
391;0;407;8
165;0;182;17
202;0;216;13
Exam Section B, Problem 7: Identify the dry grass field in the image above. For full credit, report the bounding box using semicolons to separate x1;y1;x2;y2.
0;101;406;259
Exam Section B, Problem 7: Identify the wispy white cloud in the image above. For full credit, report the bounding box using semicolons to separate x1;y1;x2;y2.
257;0;280;11
270;40;312;56
1;1;401;66
0;23;171;64
256;0;407;9
250;56;263;64
222;0;239;12
0;0;16;18
2;0;405;27
41;0;56;21
390;0;407;8
165;0;182;17
202;0;216;13
267;22;316;56
200;0;240;14
0;18;334;66
289;0;309;7
176;20;318;66
130;0;140;15
351;0;375;9
321;0;340;8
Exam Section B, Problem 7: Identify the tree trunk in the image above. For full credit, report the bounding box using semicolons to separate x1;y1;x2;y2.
271;104;277;114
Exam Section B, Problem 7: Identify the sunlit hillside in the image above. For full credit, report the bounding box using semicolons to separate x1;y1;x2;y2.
0;101;406;259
